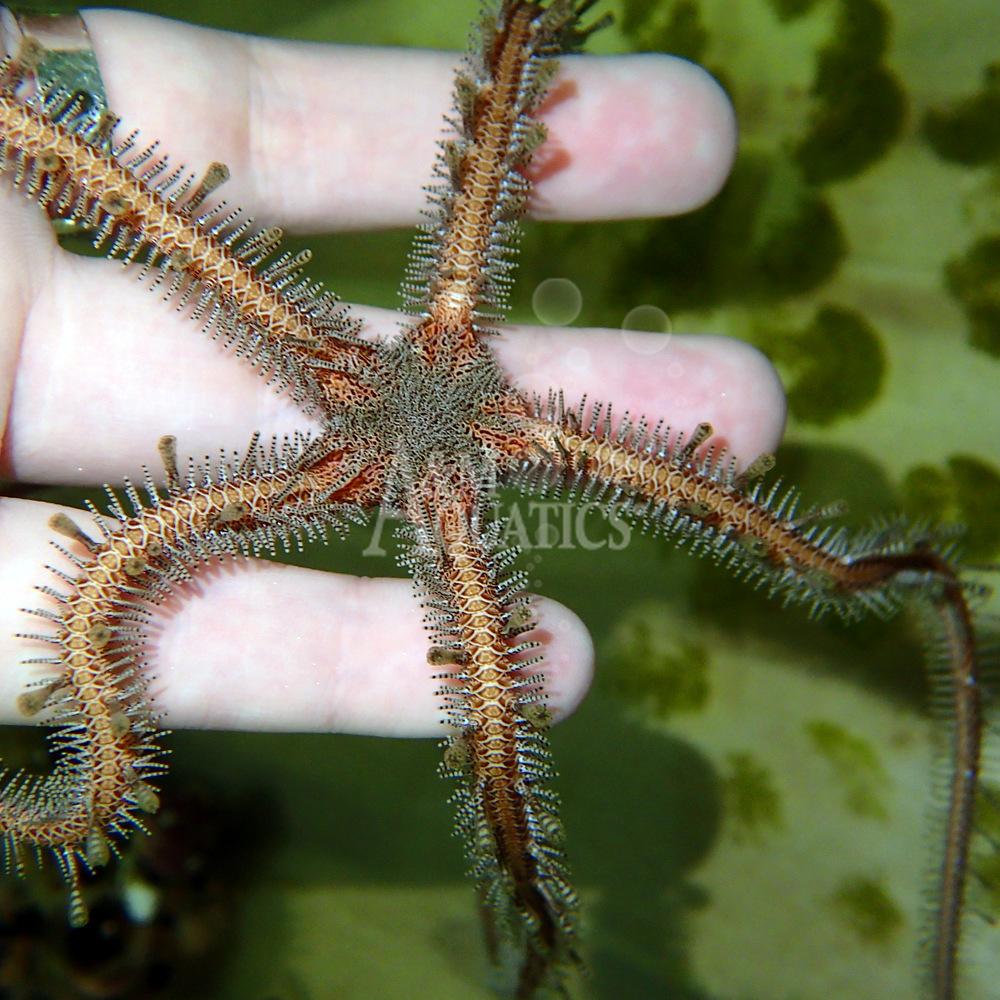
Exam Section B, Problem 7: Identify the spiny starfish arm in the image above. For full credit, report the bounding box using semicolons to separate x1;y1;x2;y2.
0;52;376;415
512;394;992;1000
401;0;604;368
510;397;938;613
1;434;358;928
918;569;983;1000
400;465;577;997
842;550;998;1000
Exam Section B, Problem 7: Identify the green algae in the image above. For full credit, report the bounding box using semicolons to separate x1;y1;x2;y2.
924;64;1000;167
605;608;711;719
830;876;904;947
901;455;1000;561
971;785;1000;923
818;0;891;79
754;304;886;425
806;720;890;820
721;751;784;843
612;153;846;313
945;236;1000;357
795;63;906;184
621;0;710;60
767;0;823;21
794;0;907;184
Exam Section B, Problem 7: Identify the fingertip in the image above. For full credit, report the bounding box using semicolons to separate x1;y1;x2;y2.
493;325;786;466
148;558;596;738
656;57;738;213
691;334;787;461
531;595;594;723
538;54;738;220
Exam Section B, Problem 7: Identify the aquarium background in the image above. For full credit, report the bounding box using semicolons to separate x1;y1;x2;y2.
4;0;1000;997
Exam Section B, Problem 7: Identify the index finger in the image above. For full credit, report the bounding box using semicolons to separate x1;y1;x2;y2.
81;9;736;231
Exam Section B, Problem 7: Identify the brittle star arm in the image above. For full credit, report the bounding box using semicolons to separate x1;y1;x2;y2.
0;45;378;416
0;436;373;927
403;465;576;998
502;392;987;1000
403;0;609;370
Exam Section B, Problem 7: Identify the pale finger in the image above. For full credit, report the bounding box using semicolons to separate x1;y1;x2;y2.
0;496;594;736
81;9;736;230
4;273;784;484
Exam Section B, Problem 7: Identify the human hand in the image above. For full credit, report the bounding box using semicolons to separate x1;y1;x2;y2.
0;9;784;737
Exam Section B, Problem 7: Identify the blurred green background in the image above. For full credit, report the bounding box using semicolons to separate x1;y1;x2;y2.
6;0;1000;997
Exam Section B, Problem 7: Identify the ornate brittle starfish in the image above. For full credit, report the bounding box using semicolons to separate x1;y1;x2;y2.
0;2;992;997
